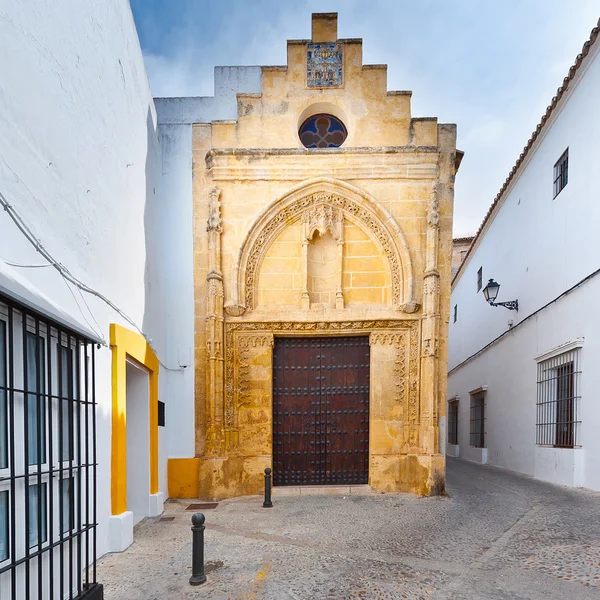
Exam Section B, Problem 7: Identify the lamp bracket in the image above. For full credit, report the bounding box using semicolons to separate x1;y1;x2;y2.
490;300;518;311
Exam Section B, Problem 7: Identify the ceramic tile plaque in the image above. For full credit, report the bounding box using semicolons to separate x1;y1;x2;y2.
307;43;343;87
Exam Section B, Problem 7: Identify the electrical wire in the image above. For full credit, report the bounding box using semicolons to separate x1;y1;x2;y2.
62;278;107;345
0;256;55;268
1;190;185;371
75;285;105;345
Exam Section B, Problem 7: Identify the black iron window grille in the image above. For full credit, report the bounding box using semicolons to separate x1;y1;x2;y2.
536;348;581;448
469;394;485;448
477;267;482;293
448;401;458;445
553;148;568;198
0;292;101;599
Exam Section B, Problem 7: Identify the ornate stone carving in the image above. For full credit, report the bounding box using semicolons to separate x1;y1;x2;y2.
427;183;440;229
303;204;343;241
207;187;222;232
394;338;408;419
409;324;420;423
370;332;404;347
232;179;418;314
243;193;410;311
224;320;419;431
224;303;246;317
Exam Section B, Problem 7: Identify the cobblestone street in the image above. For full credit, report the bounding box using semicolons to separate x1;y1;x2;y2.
97;459;600;599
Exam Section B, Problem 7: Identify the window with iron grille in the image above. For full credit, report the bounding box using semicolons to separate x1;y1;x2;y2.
470;394;485;448
477;267;482;292
553;148;568;198
536;348;581;448
453;304;458;323
0;292;101;599
448;400;458;445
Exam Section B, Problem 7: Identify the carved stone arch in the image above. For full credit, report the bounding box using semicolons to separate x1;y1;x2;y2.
225;177;419;315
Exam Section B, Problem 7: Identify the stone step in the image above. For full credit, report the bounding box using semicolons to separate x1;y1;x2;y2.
272;484;373;496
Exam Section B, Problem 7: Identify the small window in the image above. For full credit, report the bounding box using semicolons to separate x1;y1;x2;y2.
299;114;347;148
536;348;581;447
470;394;485;448
453;304;458;323
0;490;8;561
158;401;166;427
553;148;568;198
448;401;458;445
28;483;47;548
477;267;483;292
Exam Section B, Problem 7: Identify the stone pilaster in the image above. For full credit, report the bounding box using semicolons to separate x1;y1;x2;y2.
420;182;441;455
205;187;225;456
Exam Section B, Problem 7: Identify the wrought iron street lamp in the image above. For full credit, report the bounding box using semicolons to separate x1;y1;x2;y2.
482;278;518;311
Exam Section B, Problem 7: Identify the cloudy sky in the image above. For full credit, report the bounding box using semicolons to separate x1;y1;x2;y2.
130;0;598;236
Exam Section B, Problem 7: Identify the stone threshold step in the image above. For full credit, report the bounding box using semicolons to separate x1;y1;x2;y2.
273;484;373;496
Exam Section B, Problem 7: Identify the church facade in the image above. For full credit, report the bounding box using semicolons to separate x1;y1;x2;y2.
190;13;460;499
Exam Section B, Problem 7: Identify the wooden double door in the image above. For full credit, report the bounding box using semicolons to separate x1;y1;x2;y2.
272;336;370;486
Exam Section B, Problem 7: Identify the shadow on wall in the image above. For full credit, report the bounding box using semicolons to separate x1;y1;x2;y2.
142;106;167;503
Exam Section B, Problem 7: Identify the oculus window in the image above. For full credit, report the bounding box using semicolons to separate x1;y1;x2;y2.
299;114;347;148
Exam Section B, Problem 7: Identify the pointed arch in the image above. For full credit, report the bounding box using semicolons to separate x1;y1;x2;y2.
225;177;418;314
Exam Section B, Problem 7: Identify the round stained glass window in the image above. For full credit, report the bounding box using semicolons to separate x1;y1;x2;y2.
299;114;347;148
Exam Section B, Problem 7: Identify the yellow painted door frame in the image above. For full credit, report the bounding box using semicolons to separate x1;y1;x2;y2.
110;323;159;516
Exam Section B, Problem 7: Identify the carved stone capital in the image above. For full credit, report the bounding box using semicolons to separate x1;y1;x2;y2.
399;301;420;314
224;303;246;317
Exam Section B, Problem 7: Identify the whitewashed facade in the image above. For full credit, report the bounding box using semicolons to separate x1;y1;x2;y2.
448;22;600;492
0;1;263;597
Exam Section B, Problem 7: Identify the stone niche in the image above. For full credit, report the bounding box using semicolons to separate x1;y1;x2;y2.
256;204;391;311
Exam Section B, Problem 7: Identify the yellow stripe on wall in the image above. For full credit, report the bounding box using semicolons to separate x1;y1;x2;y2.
110;323;160;516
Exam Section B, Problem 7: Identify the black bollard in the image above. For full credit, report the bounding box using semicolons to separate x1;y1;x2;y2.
189;513;207;586
263;467;273;508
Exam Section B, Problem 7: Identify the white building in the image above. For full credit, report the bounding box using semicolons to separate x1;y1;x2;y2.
447;19;600;492
0;1;261;598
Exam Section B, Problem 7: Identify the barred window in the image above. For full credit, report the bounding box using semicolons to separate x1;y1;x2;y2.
536;348;581;447
0;293;100;596
553;148;568;198
470;394;485;448
448;400;458;445
477;267;483;292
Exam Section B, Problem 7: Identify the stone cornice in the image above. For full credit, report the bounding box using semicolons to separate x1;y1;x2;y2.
205;147;439;182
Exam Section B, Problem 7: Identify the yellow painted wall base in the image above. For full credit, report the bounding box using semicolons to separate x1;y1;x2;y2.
168;458;201;498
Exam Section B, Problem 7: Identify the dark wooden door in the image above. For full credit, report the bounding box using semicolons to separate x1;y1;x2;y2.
273;336;369;486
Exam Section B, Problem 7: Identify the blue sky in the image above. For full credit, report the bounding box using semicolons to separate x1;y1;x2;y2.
130;0;599;236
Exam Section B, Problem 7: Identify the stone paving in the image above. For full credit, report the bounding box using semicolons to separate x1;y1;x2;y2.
97;458;600;599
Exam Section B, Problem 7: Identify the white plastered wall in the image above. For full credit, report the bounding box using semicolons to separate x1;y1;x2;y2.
448;40;600;491
0;0;163;558
154;67;262;460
